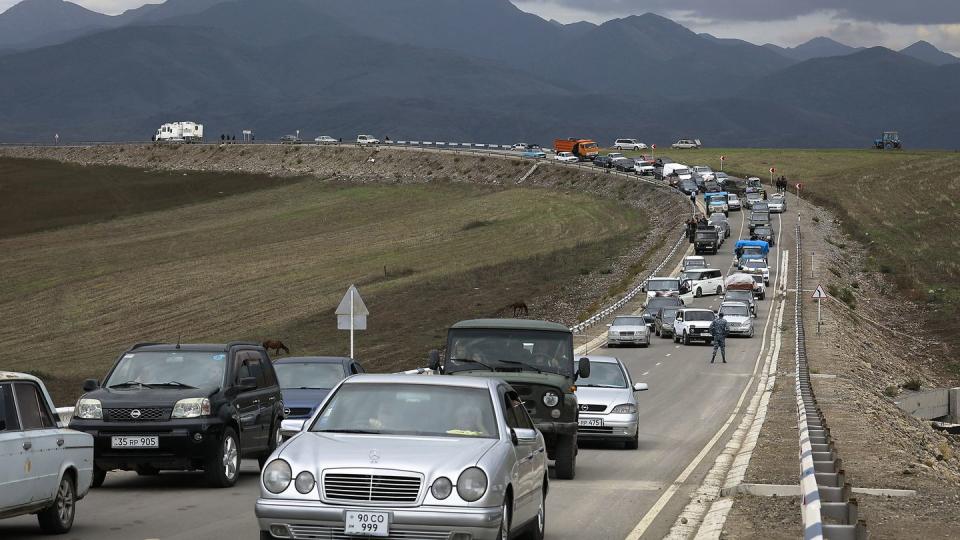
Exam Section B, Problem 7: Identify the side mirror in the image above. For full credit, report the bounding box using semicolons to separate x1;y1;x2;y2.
577;357;591;379
280;418;306;440
428;349;441;371
235;377;257;392
82;379;99;392
634;382;649;392
513;428;538;444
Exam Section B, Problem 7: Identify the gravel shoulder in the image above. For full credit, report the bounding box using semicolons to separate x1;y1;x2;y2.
725;195;960;538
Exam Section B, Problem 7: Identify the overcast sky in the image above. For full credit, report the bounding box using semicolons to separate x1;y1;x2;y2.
2;0;958;54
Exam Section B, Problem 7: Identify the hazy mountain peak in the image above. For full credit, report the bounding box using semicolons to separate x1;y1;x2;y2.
0;0;112;49
900;40;960;65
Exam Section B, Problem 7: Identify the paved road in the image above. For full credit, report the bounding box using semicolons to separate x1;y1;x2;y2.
1;201;792;540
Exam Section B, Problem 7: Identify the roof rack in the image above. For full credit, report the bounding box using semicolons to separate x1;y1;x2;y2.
227;340;262;349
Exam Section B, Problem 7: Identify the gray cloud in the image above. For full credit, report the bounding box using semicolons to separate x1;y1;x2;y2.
513;0;960;25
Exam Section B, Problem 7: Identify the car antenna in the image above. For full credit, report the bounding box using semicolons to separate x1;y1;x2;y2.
176;333;181;350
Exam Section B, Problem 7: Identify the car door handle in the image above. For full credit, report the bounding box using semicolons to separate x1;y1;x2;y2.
57;438;65;447
268;396;276;401
22;441;32;450
252;399;261;404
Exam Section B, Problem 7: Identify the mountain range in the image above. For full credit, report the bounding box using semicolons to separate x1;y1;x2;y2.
0;0;958;147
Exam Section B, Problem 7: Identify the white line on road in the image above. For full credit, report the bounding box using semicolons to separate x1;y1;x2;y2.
656;362;662;365
625;209;785;540
642;371;650;376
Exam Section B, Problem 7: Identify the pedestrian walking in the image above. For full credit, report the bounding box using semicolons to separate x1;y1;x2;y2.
709;312;729;364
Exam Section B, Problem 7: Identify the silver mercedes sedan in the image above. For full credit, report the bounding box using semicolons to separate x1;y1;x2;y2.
256;374;548;540
574;356;648;449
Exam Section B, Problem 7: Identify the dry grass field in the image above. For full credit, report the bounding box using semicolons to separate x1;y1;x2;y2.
0;158;647;403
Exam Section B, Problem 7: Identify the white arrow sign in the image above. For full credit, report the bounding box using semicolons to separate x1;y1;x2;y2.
812;284;828;299
336;285;368;358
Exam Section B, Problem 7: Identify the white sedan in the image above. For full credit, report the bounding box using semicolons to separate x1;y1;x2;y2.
0;372;93;534
606;315;651;347
315;135;337;145
555;151;579;163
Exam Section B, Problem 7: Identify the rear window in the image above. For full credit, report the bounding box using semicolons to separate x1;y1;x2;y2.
685;311;716;322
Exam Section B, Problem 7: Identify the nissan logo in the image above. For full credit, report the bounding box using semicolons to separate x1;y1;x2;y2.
130;409;142;419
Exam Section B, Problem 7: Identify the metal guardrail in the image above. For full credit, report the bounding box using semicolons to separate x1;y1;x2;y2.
795;223;867;540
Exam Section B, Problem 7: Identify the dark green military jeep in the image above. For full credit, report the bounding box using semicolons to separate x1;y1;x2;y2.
430;319;590;479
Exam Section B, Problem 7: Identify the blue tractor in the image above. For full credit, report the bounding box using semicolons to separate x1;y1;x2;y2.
874;131;902;149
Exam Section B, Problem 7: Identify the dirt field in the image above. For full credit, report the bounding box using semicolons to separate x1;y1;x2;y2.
0;147;686;404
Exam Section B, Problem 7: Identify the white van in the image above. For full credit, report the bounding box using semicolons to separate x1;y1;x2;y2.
662;163;693;181
680;268;725;297
645;277;681;299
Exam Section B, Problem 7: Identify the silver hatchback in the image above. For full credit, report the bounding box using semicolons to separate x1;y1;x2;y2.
256;375;548;540
574;357;648;449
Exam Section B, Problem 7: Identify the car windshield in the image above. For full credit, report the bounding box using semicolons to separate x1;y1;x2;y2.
311;383;498;438
696;231;717;239
647;278;680;291
674;168;691;175
755;227;772;235
446;328;573;376
745;260;766;269
104;351;226;389
660;308;679;319
577;362;627;388
685;311;716;322
721;304;750;317
747;193;762;200
612;317;645;326
727;291;752;301
275;362;346;390
728;195;738;200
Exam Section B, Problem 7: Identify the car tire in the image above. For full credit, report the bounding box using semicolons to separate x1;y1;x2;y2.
496;497;512;540
260;531;276;540
695;287;702;298
259;420;282;470
683;331;690;346
625;428;640;450
206;427;240;488
91;466;106;488
716;286;723;295
529;486;546;540
748;326;755;338
37;474;76;534
759;292;766;300
673;332;680;343
554;434;577;480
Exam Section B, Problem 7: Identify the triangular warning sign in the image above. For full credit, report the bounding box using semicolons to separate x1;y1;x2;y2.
335;285;369;316
812;285;828;299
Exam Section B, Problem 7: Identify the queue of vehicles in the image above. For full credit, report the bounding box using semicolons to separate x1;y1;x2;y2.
3;162;780;538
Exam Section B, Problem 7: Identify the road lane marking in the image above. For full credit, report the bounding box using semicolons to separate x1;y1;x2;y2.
625;212;785;540
642;371;650;376
656;362;662;365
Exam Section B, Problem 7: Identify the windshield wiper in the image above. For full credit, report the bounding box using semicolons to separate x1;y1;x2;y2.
151;381;196;389
495;359;543;374
108;380;152;389
447;357;497;371
315;429;381;434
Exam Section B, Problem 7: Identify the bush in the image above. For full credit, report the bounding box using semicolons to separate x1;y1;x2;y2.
812;216;821;223
461;220;493;231
879;264;894;274
903;377;922;391
827;284;856;309
883;385;899;397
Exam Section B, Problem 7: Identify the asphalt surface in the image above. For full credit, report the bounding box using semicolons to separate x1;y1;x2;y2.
1;198;791;540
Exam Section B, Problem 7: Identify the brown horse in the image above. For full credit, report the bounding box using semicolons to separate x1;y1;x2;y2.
509;302;529;318
262;340;290;356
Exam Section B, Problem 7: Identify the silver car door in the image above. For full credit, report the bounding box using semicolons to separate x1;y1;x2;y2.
13;381;63;504
0;382;32;511
504;390;538;525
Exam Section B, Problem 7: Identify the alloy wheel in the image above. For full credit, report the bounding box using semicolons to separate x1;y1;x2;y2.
223;435;239;481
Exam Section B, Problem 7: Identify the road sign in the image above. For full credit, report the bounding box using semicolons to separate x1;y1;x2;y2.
812;284;827;334
336;285;368;358
812;285;828;299
769;167;776;173
796;182;803;190
651;144;656;150
720;155;726;161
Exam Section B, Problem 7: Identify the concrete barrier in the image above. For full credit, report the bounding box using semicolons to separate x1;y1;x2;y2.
895;387;960;421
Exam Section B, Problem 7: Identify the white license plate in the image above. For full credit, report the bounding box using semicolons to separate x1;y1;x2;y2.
579;418;603;427
344;510;389;537
111;435;159;449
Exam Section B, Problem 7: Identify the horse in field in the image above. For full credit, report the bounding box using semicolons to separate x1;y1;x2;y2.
262;340;290;356
509;302;529;318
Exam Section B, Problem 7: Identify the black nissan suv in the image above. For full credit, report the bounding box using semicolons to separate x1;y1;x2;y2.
69;341;284;488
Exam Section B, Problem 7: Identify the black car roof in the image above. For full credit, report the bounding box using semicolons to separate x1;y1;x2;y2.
127;341;260;353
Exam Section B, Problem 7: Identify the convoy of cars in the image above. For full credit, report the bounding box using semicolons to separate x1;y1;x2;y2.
2;151;785;538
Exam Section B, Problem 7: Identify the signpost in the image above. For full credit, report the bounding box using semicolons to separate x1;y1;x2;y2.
769;166;776;185
651;143;656;160
336;285;368;359
812;284;828;334
720;155;726;171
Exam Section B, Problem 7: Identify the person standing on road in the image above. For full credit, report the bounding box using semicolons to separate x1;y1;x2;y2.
709;313;729;364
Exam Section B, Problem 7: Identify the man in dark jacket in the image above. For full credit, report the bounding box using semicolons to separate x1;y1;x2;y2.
709;313;729;364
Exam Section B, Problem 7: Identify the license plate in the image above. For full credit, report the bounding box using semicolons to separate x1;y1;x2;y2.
111;435;159;449
344;510;389;537
579;418;603;427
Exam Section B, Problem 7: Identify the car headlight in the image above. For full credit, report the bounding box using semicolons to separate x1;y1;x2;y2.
542;392;560;407
171;398;211;419
431;477;453;500
457;467;487;502
263;459;292;494
295;471;315;494
611;404;637;414
75;398;102;420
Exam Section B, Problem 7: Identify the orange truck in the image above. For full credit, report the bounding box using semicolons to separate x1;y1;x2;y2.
553;138;599;161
